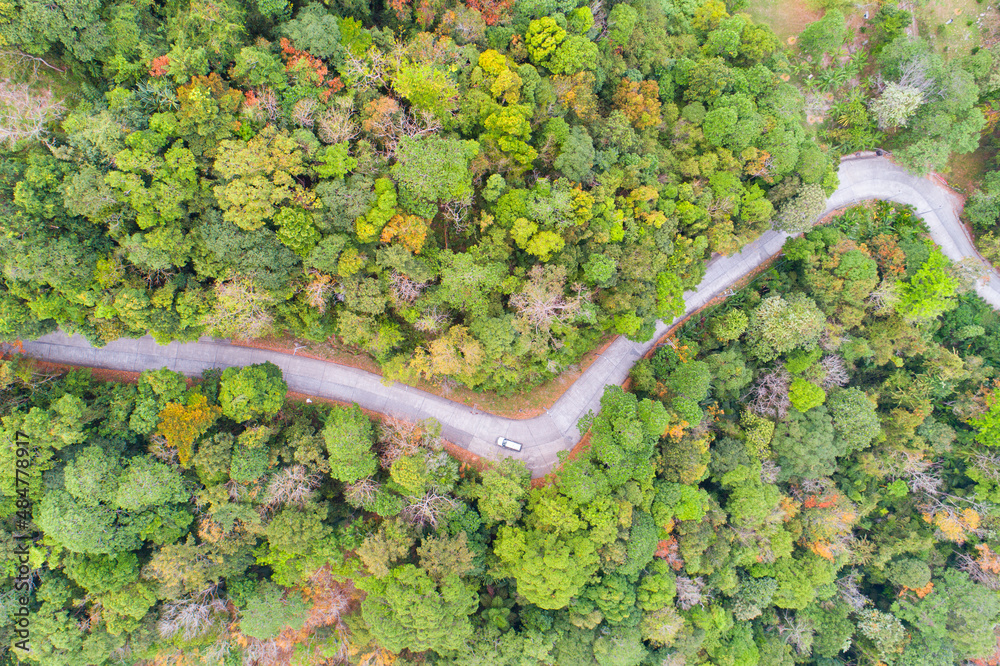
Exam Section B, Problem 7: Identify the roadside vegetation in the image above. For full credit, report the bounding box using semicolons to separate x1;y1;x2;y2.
4;203;1000;665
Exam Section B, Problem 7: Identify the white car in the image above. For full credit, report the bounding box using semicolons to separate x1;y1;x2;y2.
496;436;523;452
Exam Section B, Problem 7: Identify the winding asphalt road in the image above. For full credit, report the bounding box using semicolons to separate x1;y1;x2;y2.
21;156;1000;477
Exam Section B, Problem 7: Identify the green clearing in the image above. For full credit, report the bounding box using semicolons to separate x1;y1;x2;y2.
916;0;992;57
742;0;824;43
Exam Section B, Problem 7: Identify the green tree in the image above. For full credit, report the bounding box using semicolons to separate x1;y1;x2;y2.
582;573;638;625
898;249;958;320
322;404;377;483
765;552;838;609
587;385;668;487
746;293;826;361
239;581;311;639
731;575;778;621
100;580;159;635
436;248;506;318
473;458;531;525
218;362;287;423
607;4;637;46
264;503;332;556
773;184;826;233
393;61;460;120
146;536;251;599
212;127;309;231
741;409;775;458
1;0;109;63
798;10;847;59
392;135;479;215
361;564;478;653
855;608;907;664
113;455;187;511
593;625;648;666
105;134;201;232
554;126;595;182
525;17;566;65
827;388;881;452
547;36;599;75
231;45;287;89
710;309;749;343
230;426;271;482
62;444;121;507
280;2;343;61
789;377;825;412
62;552;141;597
417;532;476;580
702;107;738;148
706;349;753;401
893;568;1000;658
168;0;246;69
965;170;1000;231
770;405;838;479
869;82;925;129
665;361;712;403
389;454;428;495
494;525;600;610
358;517;415;578
130;368;188;435
274;207;320;256
36;491;143;554
885;557;931;589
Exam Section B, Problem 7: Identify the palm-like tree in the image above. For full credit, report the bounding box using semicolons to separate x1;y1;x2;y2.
789;59;813;78
819;67;852;92
847;50;869;77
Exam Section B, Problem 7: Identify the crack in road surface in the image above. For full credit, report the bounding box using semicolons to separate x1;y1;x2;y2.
21;157;1000;477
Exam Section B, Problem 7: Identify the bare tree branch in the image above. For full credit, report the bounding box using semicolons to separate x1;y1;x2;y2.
400;491;457;528
819;355;850;389
0;79;65;147
0;50;66;74
389;271;428;306
746;368;792;419
263;465;321;511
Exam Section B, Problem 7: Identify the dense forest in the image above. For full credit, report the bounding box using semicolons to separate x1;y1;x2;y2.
7;0;1000;664
7;0;997;394
4;203;1000;665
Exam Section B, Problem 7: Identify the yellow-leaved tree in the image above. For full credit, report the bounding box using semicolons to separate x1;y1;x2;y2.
156;394;222;466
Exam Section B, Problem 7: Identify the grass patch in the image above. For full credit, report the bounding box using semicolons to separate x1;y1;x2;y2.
915;0;996;57
742;0;824;42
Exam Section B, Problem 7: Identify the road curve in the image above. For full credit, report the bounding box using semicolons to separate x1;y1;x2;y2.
21;157;1000;477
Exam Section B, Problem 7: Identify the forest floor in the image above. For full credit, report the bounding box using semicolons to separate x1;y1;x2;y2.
232;333;617;420
0;51;77;100
946;146;995;194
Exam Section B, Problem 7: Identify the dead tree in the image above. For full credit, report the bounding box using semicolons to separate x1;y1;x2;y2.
0;80;65;147
819;355;850;389
263;465;321;511
746;368;792;419
388;271;427;306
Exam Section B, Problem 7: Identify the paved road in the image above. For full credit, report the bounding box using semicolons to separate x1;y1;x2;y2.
22;156;1000;477
828;156;1000;309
